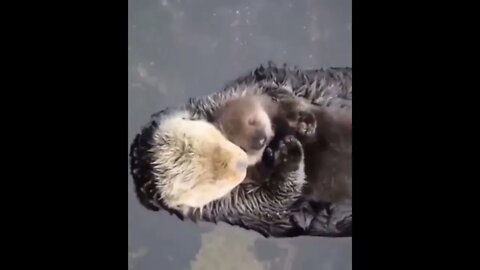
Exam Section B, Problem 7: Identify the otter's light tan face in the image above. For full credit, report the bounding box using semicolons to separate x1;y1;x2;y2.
213;95;275;166
152;115;249;210
177;134;249;208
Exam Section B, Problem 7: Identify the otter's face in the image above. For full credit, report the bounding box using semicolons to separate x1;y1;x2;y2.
221;107;274;165
153;116;250;210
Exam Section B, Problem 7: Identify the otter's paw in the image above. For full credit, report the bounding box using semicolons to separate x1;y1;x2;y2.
284;108;316;138
295;111;317;138
274;135;303;169
291;202;315;231
290;200;331;231
328;203;352;236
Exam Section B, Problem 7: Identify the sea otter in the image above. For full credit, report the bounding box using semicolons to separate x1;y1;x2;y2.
130;63;352;237
132;97;311;237
131;94;312;216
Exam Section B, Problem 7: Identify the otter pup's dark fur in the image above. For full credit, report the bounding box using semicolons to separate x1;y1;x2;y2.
130;63;352;237
278;103;352;235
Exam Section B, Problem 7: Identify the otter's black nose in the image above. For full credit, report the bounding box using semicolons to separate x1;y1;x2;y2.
251;131;267;150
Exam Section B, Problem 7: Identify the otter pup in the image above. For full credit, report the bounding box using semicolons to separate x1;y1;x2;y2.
211;95;351;234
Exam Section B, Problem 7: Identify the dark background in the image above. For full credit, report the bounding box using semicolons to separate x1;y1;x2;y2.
128;0;352;269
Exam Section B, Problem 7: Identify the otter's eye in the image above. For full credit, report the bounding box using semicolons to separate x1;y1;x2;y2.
248;119;257;126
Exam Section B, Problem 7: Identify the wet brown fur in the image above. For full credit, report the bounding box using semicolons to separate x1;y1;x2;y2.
301;106;352;204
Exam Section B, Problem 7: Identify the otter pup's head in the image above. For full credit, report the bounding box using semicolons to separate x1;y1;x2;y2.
151;113;249;211
212;95;276;166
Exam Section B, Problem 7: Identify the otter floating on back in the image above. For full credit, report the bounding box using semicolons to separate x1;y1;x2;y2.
130;62;352;237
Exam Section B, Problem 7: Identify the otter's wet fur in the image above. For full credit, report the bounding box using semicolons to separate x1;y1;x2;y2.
130;62;352;237
277;103;352;234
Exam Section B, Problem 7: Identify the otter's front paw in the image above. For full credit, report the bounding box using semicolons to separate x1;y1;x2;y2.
273;135;303;169
284;109;316;139
295;111;316;138
291;201;315;231
306;203;352;237
290;200;331;231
